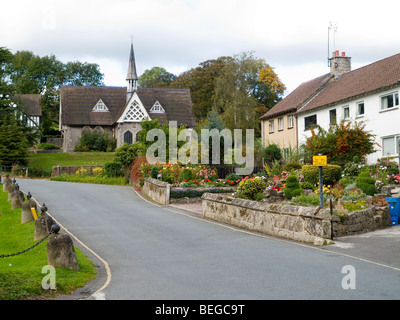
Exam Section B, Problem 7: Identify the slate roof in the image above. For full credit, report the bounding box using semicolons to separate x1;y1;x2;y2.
297;52;400;114
260;73;333;120
60;86;196;127
13;94;42;116
260;52;400;119
137;88;196;127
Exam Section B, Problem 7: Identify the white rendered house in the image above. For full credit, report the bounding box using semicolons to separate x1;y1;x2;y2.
295;51;400;164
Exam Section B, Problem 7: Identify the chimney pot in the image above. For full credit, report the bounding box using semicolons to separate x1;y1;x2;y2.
342;52;346;56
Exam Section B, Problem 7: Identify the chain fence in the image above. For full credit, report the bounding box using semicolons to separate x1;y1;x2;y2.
0;231;52;258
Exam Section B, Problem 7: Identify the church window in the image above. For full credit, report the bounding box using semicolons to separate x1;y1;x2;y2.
124;131;133;145
150;101;165;113
93;99;109;112
124;100;146;121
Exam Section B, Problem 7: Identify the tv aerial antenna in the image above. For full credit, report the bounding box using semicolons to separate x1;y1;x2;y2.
328;22;337;67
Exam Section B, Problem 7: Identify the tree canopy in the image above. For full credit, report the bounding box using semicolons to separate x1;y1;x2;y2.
1;48;104;137
302;120;376;167
138;67;176;88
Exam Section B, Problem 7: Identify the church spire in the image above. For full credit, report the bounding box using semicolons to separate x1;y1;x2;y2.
126;39;138;101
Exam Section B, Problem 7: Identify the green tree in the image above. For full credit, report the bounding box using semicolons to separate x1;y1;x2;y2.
6;50;104;138
0;47;16;117
0;114;29;166
63;61;104;86
303;120;376;167
136;118;188;164
171;57;229;122
213;52;285;137
138;67;175;88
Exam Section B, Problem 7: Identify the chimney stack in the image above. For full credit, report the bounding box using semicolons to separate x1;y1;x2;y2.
330;50;351;79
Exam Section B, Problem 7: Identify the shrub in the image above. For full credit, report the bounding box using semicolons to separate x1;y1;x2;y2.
263;144;282;165
356;171;376;196
104;162;124;177
236;177;267;200
341;183;366;201
302;164;342;185
283;175;303;199
114;142;143;168
150;165;162;179
180;168;193;181
225;172;241;181
37;142;60;150
338;177;355;188
342;200;367;212
301;181;315;190
291;193;334;207
282;162;301;172
74;131;116;152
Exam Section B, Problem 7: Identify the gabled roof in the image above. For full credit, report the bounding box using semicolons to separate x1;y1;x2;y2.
261;52;400;119
137;88;196;127
60;86;126;126
260;73;333;120
60;86;196;127
13;94;42;116
298;52;400;114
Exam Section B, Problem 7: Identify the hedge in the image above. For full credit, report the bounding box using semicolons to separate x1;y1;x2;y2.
302;164;342;186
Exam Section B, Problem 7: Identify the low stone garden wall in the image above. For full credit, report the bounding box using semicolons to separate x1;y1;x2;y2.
141;178;393;244
201;193;332;245
201;193;392;244
332;205;391;237
142;178;171;205
142;178;235;205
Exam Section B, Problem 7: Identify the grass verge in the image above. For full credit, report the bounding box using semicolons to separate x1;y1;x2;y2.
51;174;127;185
0;188;97;300
28;152;115;170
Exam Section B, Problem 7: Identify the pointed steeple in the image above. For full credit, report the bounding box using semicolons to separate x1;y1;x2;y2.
126;40;138;101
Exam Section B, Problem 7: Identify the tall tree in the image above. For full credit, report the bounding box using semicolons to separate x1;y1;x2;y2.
138;67;175;88
0;114;29;166
213;51;285;137
6;50;104;136
63;61;104;86
171;57;230;122
0;47;15;118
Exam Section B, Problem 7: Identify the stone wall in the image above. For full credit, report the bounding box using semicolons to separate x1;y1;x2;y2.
332;206;391;237
142;178;171;205
201;193;332;245
202;193;392;243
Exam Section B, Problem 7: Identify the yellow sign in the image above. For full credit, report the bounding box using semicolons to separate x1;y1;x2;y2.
31;208;38;220
313;155;327;166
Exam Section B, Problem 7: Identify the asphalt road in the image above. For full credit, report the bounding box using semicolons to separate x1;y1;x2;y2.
16;179;400;300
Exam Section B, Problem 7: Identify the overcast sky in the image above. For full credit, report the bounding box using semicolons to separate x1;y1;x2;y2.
2;0;400;94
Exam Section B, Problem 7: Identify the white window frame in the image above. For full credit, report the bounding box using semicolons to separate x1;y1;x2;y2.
278;117;284;131
356;101;365;117
269;120;274;133
382;135;400;157
380;92;399;111
343;105;350;119
304;114;317;131
287;115;294;129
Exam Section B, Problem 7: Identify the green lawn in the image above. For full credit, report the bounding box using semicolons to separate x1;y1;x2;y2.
0;188;97;300
28;152;116;170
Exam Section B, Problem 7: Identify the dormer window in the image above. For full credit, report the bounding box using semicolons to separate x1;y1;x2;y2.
93;99;109;112
150;101;165;113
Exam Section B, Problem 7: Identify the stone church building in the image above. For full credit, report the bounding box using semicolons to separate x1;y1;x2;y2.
59;43;196;152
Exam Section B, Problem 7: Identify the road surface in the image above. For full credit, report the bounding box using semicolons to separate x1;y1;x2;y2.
16;179;400;300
